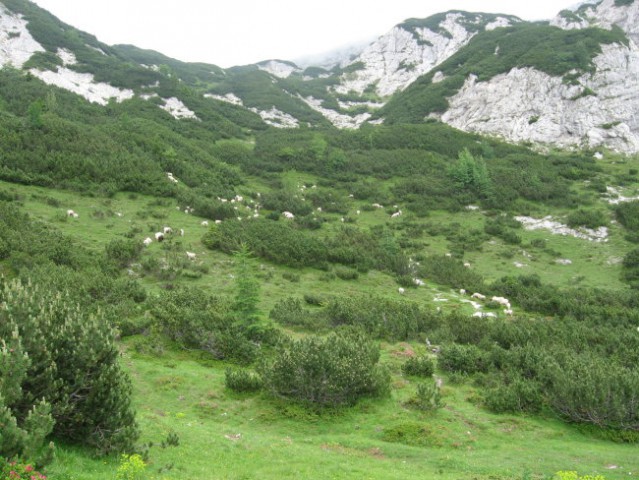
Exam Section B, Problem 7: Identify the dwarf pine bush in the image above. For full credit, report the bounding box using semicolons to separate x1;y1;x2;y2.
0;279;139;455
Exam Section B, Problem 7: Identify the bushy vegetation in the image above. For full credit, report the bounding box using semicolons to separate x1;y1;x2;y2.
401;356;435;377
0;279;139;456
260;328;390;407
0;2;638;476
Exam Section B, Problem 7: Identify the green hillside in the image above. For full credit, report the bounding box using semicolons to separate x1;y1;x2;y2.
1;1;639;479
379;23;628;123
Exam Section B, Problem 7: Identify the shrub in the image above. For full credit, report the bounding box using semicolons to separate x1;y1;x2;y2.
438;343;491;374
0;459;48;479
225;368;263;393
269;297;310;328
303;293;326;306
0;279;139;455
401;356;435;377
483;377;543;413
323;295;438;341
334;266;359;280
566;208;607;229
615;201;639;233
105;238;143;268
403;381;443;411
115;454;146;480
546;354;639;431
260;328;390;407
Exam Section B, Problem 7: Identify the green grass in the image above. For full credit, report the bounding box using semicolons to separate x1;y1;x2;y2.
3;166;639;479
43;341;639;480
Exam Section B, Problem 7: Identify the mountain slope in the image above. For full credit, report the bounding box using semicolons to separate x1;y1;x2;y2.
380;0;639;153
333;11;521;98
2;0;639;153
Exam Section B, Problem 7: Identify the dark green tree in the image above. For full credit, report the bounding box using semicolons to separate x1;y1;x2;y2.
0;279;139;455
233;244;260;322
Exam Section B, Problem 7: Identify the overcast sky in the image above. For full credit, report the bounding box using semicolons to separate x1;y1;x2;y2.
31;0;583;68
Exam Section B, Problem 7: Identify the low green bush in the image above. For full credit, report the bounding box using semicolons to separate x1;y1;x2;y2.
260;328;390;407
225;368;263;393
401;356;435;377
439;343;491;374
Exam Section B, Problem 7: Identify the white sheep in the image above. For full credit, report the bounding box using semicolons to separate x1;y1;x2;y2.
463;262;471;268
504;309;513;316
471;293;486;300
154;232;165;242
413;278;425;286
282;211;295;219
491;296;511;308
186;251;196;260
163;226;173;234
459;289;466;295
179;228;184;236
398;287;405;294
472;312;497;318
201;220;209;227
390;210;402;218
67;209;77;217
214;220;222;224
143;237;153;246
372;203;384;209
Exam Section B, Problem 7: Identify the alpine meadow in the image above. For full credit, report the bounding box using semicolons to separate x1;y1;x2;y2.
2;0;639;479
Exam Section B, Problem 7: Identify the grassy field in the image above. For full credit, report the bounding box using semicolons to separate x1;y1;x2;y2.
2;164;638;479
43;342;638;480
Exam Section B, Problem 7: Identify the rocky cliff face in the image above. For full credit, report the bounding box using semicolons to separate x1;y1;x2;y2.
335;12;520;98
437;0;639;154
551;0;639;46
0;3;44;68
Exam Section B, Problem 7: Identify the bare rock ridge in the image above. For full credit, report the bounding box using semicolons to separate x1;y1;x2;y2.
1;0;639;153
334;11;521;98
436;0;639;154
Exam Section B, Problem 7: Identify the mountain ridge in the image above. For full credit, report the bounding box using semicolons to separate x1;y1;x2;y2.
1;0;639;152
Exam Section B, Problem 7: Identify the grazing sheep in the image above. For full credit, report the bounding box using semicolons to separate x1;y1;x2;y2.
166;172;178;183
413;278;425;286
215;220;222;224
504;309;513;316
491;296;511;308
179;228;184;236
459;289;466;295
282;211;295;219
143;237;153;246
201;220;209;227
163;226;173;234
372;203;384;209
186;251;196;260
154;232;165;242
471;293;486;300
398;287;405;294
463;262;471;268
390;210;402;218
472;312;497;318
67;209;78;217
